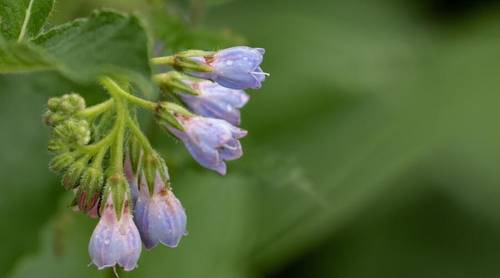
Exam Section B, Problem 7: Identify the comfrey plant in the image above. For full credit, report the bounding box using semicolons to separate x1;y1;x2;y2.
44;46;268;272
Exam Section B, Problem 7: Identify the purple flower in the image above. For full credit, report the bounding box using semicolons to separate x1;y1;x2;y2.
179;81;249;126
167;116;247;175
124;154;139;206
133;172;187;249
188;46;267;90
88;196;142;271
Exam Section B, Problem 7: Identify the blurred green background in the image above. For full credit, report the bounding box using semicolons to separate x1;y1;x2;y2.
2;0;500;277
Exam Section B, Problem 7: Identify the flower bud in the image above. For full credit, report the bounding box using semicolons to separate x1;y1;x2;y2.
47;97;61;111
59;93;86;114
53;119;91;146
134;172;187;249
185;46;268;90
166;115;247;175
43;111;66;127
62;156;89;189
47;138;67;153
74;167;104;217
44;94;86;126
88;195;141;271
49;153;76;173
178;80;249;126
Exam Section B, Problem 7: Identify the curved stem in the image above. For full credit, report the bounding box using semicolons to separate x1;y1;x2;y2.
80;127;116;154
77;99;114;119
100;77;156;111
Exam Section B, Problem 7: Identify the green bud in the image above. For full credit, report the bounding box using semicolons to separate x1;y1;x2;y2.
44;94;86;127
49;153;76;173
43;111;66;127
62;157;89;189
59;93;86;114
47;139;66;153
47;97;61;111
53;119;91;146
79;167;104;210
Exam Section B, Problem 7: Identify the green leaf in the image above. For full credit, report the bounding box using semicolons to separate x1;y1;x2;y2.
33;10;151;84
0;42;55;73
0;10;152;93
0;76;61;277
0;0;55;41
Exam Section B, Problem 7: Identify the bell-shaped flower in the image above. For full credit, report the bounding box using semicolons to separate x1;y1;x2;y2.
187;46;267;90
134;172;187;249
88;196;142;271
167;116;247;175
179;80;249;126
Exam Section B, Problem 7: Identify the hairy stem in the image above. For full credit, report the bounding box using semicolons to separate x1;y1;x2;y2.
100;77;156;110
77;99;114;119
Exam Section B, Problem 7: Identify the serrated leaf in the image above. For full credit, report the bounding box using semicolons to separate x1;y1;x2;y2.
33;10;152;85
0;0;55;41
0;42;55;73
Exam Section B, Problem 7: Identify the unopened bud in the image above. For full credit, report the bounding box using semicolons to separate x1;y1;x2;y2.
76;167;104;215
59;93;86;114
47;139;66;153
47;97;61;111
53;119;91;146
49;153;76;173
62;157;89;189
43;111;66;127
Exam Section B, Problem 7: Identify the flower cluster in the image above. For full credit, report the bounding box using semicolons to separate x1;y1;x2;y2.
44;46;267;272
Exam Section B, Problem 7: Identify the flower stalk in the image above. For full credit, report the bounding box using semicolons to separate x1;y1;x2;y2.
44;44;268;273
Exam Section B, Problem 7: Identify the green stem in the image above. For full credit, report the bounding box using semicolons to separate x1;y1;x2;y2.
100;77;156;111
110;97;127;173
151;56;175;65
91;144;108;168
80;124;117;154
127;116;154;154
77;99;114;119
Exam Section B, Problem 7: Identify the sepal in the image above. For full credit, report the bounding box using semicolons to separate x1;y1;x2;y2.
142;152;170;195
103;174;129;220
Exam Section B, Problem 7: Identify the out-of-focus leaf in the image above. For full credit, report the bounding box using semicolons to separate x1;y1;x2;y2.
0;76;61;277
206;0;500;272
0;10;152;93
33;10;152;87
0;0;55;41
0;42;55;73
